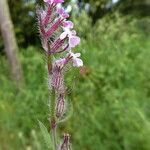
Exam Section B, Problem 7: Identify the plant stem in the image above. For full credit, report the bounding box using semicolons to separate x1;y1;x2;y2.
51;124;57;150
50;89;57;150
47;52;57;150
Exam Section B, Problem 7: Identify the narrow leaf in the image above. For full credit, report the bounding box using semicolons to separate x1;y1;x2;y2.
38;120;52;149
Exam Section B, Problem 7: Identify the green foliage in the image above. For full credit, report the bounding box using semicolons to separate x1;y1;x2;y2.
0;13;150;150
38;121;52;149
67;13;150;150
72;10;92;38
116;0;150;17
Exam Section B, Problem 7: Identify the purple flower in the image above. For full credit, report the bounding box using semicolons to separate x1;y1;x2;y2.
63;21;74;28
60;28;80;48
69;52;83;67
69;36;80;48
57;7;69;19
54;58;67;68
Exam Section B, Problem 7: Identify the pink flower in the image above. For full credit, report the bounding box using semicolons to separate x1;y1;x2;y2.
69;52;83;67
59;28;71;39
60;28;80;48
57;8;69;19
44;0;64;4
63;21;74;28
69;36;80;48
54;58;67;68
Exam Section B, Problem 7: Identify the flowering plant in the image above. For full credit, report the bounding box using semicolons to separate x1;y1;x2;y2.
36;0;83;149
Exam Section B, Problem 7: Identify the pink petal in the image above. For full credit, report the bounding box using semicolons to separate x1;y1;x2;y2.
57;7;66;15
62;13;69;19
74;53;81;57
60;32;67;40
57;7;69;19
55;58;66;68
73;58;83;67
63;21;74;28
69;36;80;48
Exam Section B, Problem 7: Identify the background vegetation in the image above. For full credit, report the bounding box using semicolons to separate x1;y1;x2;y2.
0;0;150;149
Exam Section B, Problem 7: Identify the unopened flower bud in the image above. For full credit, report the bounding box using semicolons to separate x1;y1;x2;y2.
58;133;71;150
56;94;65;118
51;61;64;91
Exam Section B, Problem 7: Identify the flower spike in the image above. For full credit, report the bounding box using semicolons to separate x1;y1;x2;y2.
37;1;83;149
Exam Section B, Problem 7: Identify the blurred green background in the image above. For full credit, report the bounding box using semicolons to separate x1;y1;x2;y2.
0;0;150;149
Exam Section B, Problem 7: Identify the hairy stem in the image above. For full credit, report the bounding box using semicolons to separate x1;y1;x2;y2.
50;89;57;150
51;123;57;150
47;52;57;150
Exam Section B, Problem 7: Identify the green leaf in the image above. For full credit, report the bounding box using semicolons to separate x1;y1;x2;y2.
38;120;52;149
